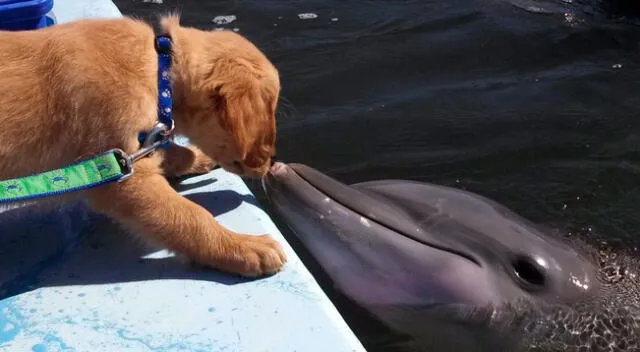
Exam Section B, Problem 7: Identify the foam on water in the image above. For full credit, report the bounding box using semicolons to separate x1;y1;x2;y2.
212;15;236;25
298;13;318;20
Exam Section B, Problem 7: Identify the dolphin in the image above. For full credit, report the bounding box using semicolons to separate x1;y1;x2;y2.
261;162;624;350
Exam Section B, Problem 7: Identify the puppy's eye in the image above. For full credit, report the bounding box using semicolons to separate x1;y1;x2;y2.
232;161;242;168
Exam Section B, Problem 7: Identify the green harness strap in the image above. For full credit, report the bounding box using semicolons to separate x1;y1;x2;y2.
0;151;127;204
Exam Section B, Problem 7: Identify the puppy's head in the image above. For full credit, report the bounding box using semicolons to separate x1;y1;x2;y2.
163;15;280;178
205;59;280;179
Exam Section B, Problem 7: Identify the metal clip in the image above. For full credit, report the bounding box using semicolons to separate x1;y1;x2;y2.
131;122;173;161
111;122;175;182
109;148;135;182
142;122;173;148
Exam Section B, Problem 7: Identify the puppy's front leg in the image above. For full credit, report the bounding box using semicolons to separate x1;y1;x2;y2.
86;157;286;277
161;143;216;178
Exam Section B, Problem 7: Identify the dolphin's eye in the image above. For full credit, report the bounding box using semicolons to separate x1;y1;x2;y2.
512;255;546;290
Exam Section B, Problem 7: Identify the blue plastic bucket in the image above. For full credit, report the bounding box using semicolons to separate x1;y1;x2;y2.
0;0;55;31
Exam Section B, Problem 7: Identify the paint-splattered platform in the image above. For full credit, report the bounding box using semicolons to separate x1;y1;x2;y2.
0;2;365;351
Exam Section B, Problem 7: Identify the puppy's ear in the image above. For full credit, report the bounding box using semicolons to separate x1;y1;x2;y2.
209;71;271;161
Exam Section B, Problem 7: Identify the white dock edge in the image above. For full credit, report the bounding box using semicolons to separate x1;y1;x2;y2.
0;1;366;351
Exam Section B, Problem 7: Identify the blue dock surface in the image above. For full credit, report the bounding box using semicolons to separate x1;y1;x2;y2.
0;1;366;351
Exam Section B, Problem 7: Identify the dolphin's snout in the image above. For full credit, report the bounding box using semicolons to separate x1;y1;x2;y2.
270;161;287;176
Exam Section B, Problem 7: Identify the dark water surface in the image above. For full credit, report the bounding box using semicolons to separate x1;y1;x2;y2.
113;0;640;350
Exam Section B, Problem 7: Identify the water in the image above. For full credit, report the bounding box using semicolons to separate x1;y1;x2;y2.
114;0;640;350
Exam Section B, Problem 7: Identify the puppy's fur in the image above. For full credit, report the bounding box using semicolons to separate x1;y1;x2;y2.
0;15;286;277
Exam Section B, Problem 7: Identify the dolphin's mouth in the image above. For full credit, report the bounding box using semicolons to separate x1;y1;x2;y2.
267;162;484;269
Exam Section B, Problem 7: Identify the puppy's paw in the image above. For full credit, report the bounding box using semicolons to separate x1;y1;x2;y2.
188;149;216;175
228;234;287;277
163;144;217;178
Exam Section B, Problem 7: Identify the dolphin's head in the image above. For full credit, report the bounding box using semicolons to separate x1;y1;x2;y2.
263;162;601;311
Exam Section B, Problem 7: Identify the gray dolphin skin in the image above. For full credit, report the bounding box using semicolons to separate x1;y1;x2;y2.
262;162;640;351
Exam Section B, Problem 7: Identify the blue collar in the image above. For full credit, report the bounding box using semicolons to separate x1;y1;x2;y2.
155;35;174;131
137;35;174;148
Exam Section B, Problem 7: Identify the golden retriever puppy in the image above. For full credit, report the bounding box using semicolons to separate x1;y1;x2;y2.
0;14;286;277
